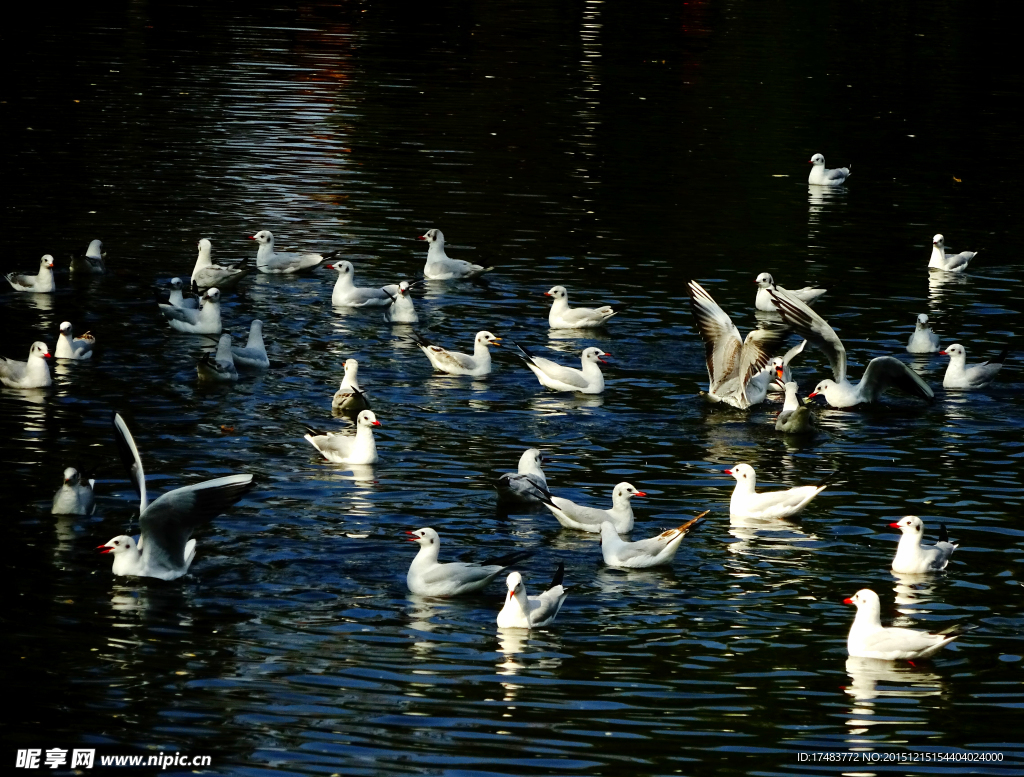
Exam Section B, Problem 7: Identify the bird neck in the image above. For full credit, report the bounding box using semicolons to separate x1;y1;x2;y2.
411;541;440;566
334;272;355;291
196;248;212;269
549;296;569;314
473;340;492;361
732;476;756;495
427;242;448;262
783;390;800;413
247;327;264;350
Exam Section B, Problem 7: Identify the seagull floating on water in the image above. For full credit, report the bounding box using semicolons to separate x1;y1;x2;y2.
55;322;95;360
889;516;958;575
160;287;223;334
845;588;962;660
907;314;940;354
0;342;52;389
405;527;533;596
230;320;269;370
940;343;1006;389
303;410;380;464
332;358;370;412
70;239;106;274
52;467;96;515
165;277;200;309
512;341;607;394
383;281;419;324
725;463;828;520
496;563;568;629
5;255;54;292
541;482;645;534
775;381;815;434
497;448;550;504
192;238;249;290
419;229;493;280
545;285;620;329
928;234;977;273
197;334;238;383
807;153;849;186
251;230;338;274
411;331;501;377
755;273;825;312
600;512;707;568
328;261;394;307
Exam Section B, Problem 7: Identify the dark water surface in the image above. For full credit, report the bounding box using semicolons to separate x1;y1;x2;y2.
3;1;1024;774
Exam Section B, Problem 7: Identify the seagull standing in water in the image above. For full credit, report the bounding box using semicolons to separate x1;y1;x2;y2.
940;344;1007;389
418;229;493;280
70;239;106;274
807;153;850;186
5;255;54;292
496;563;568;629
412;331;501;377
845;589;962;660
52;467;96;515
889;516;958;574
303;410;380;465
545;285;621;329
928;234;977;273
725;463;828;520
192;238;249;290
541;482;646;533
405;527;532;596
55;322;95;360
1;342;52;389
907;314;940;354
512;342;608;394
251;230;338;274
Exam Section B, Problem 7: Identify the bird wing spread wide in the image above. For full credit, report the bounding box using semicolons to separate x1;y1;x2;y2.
860;356;934;401
768;288;847;382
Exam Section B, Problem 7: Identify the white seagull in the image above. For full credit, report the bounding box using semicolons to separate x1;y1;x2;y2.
541;482;646;534
687;280;782;408
192;238;249;290
889;516;958;575
940;343;1006;389
600;512;707;569
775;381;815;434
497;448;550;504
928;234;977;273
52;467;96;515
755;273;825;312
55;322;95;360
251;230;338;274
327;261;393;307
405;527;532;596
197;334;238;383
845;588;962;660
98;412;253;580
412;331;501;377
768;288;934;407
769;340;807;391
166;277;200;309
383;281;419;324
907;314;940;354
725;463;828;520
70;239;106;274
496;563;568;629
512;342;607;394
332;358;370;412
419;228;493;280
230;320;269;370
807;153;850;186
545;285;621;329
1;342;52;389
160;287;223;334
303;410;380;465
5;255;54;292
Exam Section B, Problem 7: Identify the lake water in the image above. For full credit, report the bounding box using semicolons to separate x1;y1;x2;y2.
3;1;1024;774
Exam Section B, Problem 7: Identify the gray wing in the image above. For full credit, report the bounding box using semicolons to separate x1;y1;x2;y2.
782;339;807;367
687;280;743;388
824;167;849;182
159;304;200;324
863;626;946;655
0;357;27;382
113;412;147;508
860;357;934;401
429;346;476;371
767;288;847;382
739;328;786;385
529;356;589;388
943;251;976;271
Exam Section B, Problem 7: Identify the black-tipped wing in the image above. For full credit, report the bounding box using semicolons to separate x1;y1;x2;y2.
548;561;565;589
687;280;743;388
938;523;949;543
478;549;535;569
860;356;934;401
112;412;147;506
768;288;847;382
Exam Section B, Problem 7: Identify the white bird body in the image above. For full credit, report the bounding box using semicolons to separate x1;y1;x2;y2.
329;261;393;307
807;153;849;186
726;463;826;520
383;281;419;324
514;343;607;394
0;342;52;388
545;285;619;329
542;482;645;533
332;359;370;411
304;410;380;464
413;331;500;377
167;277;199;309
231;320;269;369
160;288;223;334
55;322;95;360
907;314;940;354
496;567;568;629
928;234;976;273
197;334;238;383
405;527;530;596
775;382;814;434
890;516;957;575
755;273;825;312
497;448;549;503
251;230;336;274
419;229;493;280
599;512;706;568
70;240;106;274
846;588;960;660
52;467;96;515
5;255;54;292
941;343;1005;389
192;238;249;289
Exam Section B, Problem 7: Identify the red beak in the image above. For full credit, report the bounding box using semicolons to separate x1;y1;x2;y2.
417;235;427;241
634;491;648;498
888;522;901;529
372;420;381;426
404;531;419;542
544;292;552;296
938;350;947;355
843;597;853;604
808;159;814;164
324;265;334;270
807;391;819;398
43;352;52;359
248;235;256;240
96;544;112;554
723;469;733;475
775;367;784;378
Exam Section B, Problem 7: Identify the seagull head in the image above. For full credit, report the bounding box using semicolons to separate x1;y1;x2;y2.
398;281;411;295
916;313;929;326
405;527;438;546
932;234;944;247
344;358;359;378
98;535;137;556
939;343;964;358
198;237;212;253
250;230;273;246
505;571;525;601
86;240;103;257
63;467;81;486
418;228;443;245
809;153;825;166
613;482;647;504
545;285;567;299
754;272;775;289
170;277;184;290
478;331;502;348
30;342;52;360
582;347;609;365
889;515;924;536
807;379;836;400
519;448;544;474
843;588;880;614
42;255;55;269
203;288;221;304
357;410;381;428
723;463;755;483
59;321;73;336
329;260;354;277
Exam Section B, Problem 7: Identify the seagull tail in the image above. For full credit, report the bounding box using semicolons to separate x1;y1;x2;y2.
507;339;536;365
674;510;710;534
548;561;565;589
816;469;840;488
302;424;328;438
479;549;535;569
990;347;1009;365
938;523;949;543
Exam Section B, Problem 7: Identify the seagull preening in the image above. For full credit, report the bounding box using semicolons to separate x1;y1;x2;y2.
845;588;962;660
512;342;607;394
197;334;238;383
99;412;253;580
907;314;940;354
769;288;934;407
303;410;380;464
328;261;393;308
0;342;52;389
230;320;269;370
419;229;493;280
332;358;370;412
890;516;958;575
192;238;249;290
70;239;106;274
541;482;645;533
754;273;825;313
55;322;95;360
52;467;96;515
928;234;977;273
775;381;815;434
160;287;223;334
496;448;550;504
411;331;501;377
600;512;707;568
545;285;620;329
807;153;850;186
496;563;568;629
5;255;54;292
687;280;781;408
725;463;828;520
251;230;338;274
383;281;419;324
940;343;1006;389
166;277;200;309
405;527;533;596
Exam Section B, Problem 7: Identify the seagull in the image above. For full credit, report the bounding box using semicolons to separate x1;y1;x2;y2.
303;410;380;464
332;358;370;412
928;234;977;273
545;285;620;329
191;238;249;290
775;381;815;434
99;412;253;580
411;331;501;377
52;467;96;515
755;273;825;312
70;239;106;274
496;563;568;629
418;229;493;280
845;588;962;660
328;261;393;307
541;482;646;533
496;448;550;504
55;322;95;360
405;527;533;596
5;255;54;292
1;342;52;389
251;230;338;274
383;281;419;324
512;341;607;394
165;277;200;309
724;463;828;520
889;516;958;574
599;512;707;568
230;320;269;370
940;343;1006;389
197;334;238;383
769;340;807;391
907;314;940;354
807;153;850;186
160;287;223;334
687;280;782;408
768;288;934;407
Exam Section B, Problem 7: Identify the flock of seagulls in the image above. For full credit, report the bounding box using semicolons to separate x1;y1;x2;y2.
2;156;996;656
